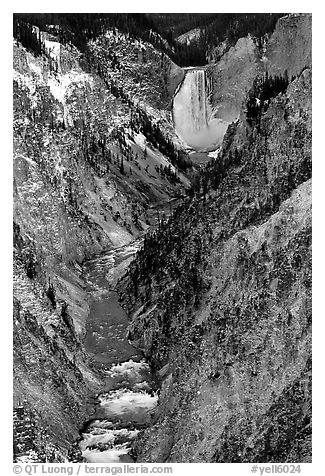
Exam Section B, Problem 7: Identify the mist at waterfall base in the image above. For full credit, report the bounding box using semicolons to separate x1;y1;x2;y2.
173;69;228;151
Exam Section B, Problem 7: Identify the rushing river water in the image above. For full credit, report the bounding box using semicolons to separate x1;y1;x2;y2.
79;241;158;463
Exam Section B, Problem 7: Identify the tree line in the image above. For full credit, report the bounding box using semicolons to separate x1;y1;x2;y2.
14;13;285;67
13;13;167;57
155;13;285;66
246;71;290;127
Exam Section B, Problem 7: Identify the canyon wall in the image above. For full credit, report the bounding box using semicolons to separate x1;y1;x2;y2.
119;17;312;460
13;13;312;462
13;28;187;461
173;14;311;152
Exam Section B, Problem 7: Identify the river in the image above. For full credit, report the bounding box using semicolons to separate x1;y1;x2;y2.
78;239;159;463
78;192;181;463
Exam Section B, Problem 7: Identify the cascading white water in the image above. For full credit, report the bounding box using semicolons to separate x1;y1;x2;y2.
191;70;208;132
173;68;228;151
79;243;158;463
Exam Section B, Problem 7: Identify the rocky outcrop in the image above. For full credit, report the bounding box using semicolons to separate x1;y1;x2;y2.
264;14;312;78
89;29;184;112
119;64;312;462
13;14;312;462
172;36;260;151
206;35;260;124
13;28;188;460
173;14;312;151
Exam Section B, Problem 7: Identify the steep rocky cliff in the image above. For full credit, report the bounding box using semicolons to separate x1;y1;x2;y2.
192;13;312;151
264;14;312;78
206;35;260;127
88;29;184;111
13;25;188;461
119;37;312;462
13;13;312;463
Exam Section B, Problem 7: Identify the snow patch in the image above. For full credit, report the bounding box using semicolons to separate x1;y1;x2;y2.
28;60;43;79
47;71;94;104
176;28;202;46
17;154;37;167
208;148;221;159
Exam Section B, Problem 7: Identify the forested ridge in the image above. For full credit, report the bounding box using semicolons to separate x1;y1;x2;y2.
121;73;312;363
14;13;285;67
13;11;191;461
13;11;312;463
118;65;312;461
154;13;285;66
13;14;163;54
127;68;310;299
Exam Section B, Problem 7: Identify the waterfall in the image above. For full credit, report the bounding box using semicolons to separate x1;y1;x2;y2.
191;70;208;132
173;68;227;151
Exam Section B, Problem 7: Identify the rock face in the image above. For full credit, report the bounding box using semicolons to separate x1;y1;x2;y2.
207;13;312;127
176;28;203;46
13;27;188;461
119;38;312;462
173;36;260;151
264;14;312;78
207;35;260;127
13;13;312;463
88;29;184;111
172;14;312;152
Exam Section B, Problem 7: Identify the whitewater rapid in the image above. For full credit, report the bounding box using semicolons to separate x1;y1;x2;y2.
80;242;158;463
81;360;158;463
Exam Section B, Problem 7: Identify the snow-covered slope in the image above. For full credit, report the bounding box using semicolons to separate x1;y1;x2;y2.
89;29;184;117
176;28;202;46
13;26;190;460
119;66;312;463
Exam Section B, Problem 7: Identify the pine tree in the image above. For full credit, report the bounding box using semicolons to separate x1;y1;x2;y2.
120;157;125;175
46;280;56;308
